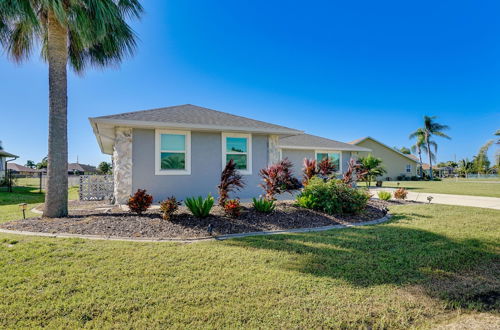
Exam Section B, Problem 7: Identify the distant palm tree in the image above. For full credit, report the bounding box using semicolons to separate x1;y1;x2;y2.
0;1;143;217
411;116;450;179
358;154;387;187
458;158;474;178
410;128;438;177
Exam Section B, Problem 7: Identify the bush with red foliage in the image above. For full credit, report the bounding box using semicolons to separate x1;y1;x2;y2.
217;159;245;206
224;199;241;218
394;187;408;200
302;158;317;186
342;158;368;186
259;158;301;200
127;189;153;215
317;157;336;177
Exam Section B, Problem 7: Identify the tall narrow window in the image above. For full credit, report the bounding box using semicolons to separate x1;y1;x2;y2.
155;130;191;175
315;151;341;172
222;133;252;175
406;164;412;173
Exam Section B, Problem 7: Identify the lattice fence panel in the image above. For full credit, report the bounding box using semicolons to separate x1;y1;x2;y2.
79;175;114;201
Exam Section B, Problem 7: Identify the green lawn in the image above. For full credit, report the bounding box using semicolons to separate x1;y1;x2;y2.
380;179;500;198
0;188;498;328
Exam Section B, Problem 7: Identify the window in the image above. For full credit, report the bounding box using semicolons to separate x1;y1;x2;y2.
155;130;191;175
406;164;412;173
315;151;341;172
222;133;252;175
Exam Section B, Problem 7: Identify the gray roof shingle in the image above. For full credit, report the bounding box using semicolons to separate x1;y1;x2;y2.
279;134;371;151
92;104;302;134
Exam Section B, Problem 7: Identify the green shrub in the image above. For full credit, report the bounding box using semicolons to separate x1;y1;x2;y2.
377;191;392;201
296;177;370;215
252;197;276;213
185;195;214;218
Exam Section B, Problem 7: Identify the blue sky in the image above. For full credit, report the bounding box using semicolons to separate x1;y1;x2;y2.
1;0;499;166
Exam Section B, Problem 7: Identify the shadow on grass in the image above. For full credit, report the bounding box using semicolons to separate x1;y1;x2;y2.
0;187;45;206
225;213;499;311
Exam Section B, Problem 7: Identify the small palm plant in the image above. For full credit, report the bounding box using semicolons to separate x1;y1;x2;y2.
358;155;387;188
185;195;214;218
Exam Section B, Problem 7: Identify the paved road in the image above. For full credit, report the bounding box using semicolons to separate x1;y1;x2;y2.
370;188;500;210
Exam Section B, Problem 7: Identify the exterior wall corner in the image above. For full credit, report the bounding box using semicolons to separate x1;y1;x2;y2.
113;127;133;204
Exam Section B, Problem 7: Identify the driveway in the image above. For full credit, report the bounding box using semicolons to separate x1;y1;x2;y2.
370;188;500;210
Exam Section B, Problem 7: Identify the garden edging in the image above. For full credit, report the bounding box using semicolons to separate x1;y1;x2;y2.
0;214;392;243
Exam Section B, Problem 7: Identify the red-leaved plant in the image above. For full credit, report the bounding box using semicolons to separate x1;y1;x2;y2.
160;196;181;220
318;157;336;177
224;199;241;218
128;189;153;215
342;158;368;186
217;159;245;206
302;158;318;186
259;158;301;200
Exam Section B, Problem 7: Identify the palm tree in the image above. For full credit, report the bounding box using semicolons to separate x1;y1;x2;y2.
410;128;438;177
0;1;142;217
417;116;451;179
458;158;474;178
358;154;387;187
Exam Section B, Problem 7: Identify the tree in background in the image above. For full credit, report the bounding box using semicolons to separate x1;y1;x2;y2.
25;160;36;169
411;116;450;179
473;140;493;174
97;161;112;175
495;129;500;168
394;146;411;154
36;157;48;170
358;154;386;187
410;128;438;177
458;158;474;178
0;1;143;217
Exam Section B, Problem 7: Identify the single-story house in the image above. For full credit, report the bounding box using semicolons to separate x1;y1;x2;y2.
349;136;418;180
68;163;97;175
0;149;19;181
90;104;305;203
7;163;41;175
278;134;371;178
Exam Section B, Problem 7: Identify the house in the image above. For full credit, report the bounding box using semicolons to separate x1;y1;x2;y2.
349;136;418;180
90;104;304;203
7;163;41;176
68;163;97;175
0;149;18;181
278;134;371;178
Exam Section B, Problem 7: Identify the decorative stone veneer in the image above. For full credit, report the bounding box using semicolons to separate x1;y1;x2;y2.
268;135;280;165
113;128;133;204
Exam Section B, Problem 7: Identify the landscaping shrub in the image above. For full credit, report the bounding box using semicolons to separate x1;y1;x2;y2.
317;157;336;177
128;189;153;215
252;197;275;213
159;196;181;220
185;195;214;218
394;188;408;200
259;158;301;200
302;158;317;186
358;155;387;187
377;191;392;201
224;199;241;218
343;158;367;187
296;177;370;215
217;159;245;206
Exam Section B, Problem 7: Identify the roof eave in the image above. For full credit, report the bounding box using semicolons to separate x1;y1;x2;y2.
278;145;371;152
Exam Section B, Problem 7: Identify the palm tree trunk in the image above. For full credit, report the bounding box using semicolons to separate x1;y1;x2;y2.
418;149;423;177
43;11;68;217
426;139;433;180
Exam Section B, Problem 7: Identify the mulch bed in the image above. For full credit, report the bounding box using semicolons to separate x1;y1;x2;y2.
1;200;389;239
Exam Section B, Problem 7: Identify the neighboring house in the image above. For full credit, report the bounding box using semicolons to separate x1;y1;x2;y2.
349;136;418;180
278;134;371;178
90;104;303;203
68;163;97;175
7;163;41;175
0;149;19;181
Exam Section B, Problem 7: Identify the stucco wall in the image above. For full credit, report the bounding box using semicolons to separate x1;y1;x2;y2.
354;139;418;179
132;129;268;202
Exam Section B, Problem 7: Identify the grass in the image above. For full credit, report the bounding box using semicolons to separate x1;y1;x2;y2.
379;179;500;198
0;200;498;328
0;186;79;222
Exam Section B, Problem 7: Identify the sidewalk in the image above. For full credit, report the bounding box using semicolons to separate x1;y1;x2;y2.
370;188;500;210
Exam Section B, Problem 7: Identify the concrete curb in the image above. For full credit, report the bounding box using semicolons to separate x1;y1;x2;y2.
0;214;392;243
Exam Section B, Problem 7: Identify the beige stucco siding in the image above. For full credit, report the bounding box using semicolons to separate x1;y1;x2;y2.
354;139;418;180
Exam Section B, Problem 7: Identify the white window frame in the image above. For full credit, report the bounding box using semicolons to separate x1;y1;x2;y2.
222;132;252;175
406;164;412;173
314;150;342;173
155;129;191;175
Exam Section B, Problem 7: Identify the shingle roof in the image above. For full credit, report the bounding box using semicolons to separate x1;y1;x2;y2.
68;163;97;173
91;104;302;135
279;134;371;152
7;163;39;172
349;136;419;163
